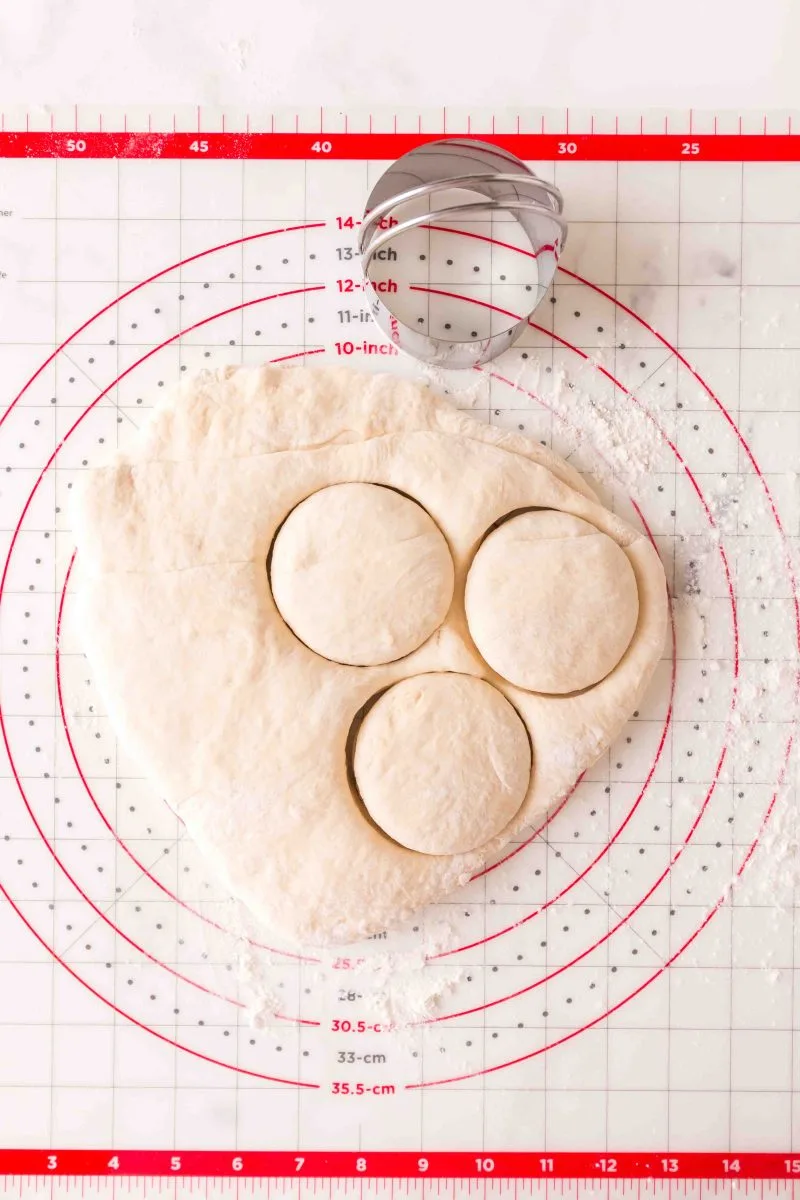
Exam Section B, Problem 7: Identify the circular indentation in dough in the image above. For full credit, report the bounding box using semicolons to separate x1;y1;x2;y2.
269;483;454;667
465;510;640;694
352;673;532;855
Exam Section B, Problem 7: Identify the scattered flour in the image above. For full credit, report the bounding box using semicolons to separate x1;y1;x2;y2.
502;355;668;491
347;922;465;1028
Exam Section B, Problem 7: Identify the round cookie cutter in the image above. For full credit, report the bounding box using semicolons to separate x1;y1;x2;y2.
359;138;568;368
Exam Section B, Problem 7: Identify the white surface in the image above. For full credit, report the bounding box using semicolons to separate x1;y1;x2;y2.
0;0;799;111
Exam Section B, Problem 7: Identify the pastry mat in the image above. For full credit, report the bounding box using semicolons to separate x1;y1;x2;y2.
1;106;800;1189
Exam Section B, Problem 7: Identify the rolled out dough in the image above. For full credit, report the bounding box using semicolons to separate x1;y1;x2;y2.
71;364;668;946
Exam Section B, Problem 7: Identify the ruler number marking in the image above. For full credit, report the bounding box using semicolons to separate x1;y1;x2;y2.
66;139;86;153
189;140;209;153
312;140;332;154
682;142;700;155
23;1150;800;1177
558;142;577;155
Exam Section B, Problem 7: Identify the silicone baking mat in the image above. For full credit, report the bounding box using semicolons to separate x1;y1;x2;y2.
1;107;800;1183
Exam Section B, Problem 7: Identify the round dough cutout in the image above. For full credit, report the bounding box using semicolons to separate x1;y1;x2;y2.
465;509;640;694
353;672;532;855
270;483;454;666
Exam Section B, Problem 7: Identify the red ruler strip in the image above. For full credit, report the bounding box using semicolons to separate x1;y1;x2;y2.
0;132;799;161
0;1151;798;1178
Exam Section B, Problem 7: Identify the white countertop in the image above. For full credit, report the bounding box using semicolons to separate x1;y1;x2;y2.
1;0;798;113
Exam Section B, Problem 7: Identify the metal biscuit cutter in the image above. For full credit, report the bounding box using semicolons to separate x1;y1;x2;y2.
359;138;567;368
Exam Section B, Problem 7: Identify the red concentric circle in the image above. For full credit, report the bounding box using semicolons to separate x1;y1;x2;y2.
1;218;796;1094
0;228;329;1086
393;247;797;1084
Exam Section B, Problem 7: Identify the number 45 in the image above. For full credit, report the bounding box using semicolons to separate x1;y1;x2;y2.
189;140;208;153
